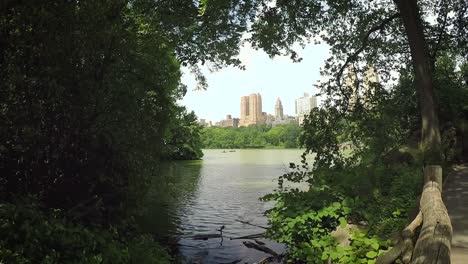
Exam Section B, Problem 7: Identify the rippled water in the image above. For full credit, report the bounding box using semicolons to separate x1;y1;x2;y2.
139;149;310;263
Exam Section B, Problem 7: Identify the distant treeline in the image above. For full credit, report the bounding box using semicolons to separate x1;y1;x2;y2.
201;124;301;149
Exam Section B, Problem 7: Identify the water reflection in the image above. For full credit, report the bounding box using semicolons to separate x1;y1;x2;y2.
139;149;310;263
138;160;203;237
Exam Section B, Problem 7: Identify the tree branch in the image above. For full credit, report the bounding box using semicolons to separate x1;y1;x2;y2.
336;13;400;100
376;211;423;264
430;0;449;65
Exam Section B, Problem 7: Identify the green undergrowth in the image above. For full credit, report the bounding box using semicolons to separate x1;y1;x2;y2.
263;155;423;263
0;202;171;264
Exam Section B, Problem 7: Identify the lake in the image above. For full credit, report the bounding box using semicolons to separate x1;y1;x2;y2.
138;149;311;263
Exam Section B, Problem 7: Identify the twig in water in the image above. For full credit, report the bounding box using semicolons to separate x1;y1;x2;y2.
235;219;269;229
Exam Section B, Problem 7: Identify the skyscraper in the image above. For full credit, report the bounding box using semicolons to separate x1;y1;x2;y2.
275;97;284;120
362;66;379;107
345;65;380;110
239;93;264;126
240;96;249;121
295;93;317;125
345;65;358;110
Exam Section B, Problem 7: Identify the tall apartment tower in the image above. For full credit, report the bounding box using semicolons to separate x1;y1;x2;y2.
295;93;317;125
240;93;264;126
345;65;380;109
345;66;358;110
275;97;284;120
240;96;249;121
363;66;379;103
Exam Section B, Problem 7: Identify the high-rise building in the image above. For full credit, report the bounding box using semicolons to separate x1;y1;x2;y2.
362;66;379;106
345;66;358;110
275;97;284;120
345;65;380;110
240;96;249;121
239;93;265;126
295;93;317;125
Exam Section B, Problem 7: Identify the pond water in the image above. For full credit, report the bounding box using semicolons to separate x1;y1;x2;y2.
138;149;311;263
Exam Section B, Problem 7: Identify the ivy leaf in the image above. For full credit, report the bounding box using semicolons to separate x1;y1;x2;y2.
311;239;321;248
198;0;208;17
343;206;351;214
366;251;378;258
339;217;347;228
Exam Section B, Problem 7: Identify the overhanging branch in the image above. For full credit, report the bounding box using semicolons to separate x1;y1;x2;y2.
336;13;400;100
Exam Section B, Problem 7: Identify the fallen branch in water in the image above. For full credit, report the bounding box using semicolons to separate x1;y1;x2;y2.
253;239;265;245
235;219;269;229
243;241;278;256
256;255;283;264
189;234;222;240
230;232;265;240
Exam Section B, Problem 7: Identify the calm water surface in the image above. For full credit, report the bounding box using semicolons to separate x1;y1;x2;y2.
139;149;311;263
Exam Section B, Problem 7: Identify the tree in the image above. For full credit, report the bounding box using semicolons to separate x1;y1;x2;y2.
0;1;194;261
244;1;466;262
1;0;466;262
163;107;204;160
162;5;465;260
0;0;187;224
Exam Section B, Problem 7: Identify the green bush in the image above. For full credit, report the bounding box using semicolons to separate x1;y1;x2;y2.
0;202;171;264
262;105;424;263
263;189;390;264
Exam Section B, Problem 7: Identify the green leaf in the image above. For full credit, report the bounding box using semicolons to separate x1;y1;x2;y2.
371;243;379;250
339;217;347;228
343;206;351;214
366;251;378;258
198;0;208;16
311;239;321;248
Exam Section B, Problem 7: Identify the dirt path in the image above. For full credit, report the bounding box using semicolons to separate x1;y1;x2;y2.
443;163;468;263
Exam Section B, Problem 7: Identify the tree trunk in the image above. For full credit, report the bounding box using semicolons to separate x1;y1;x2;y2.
389;0;452;263
394;0;442;164
412;181;452;264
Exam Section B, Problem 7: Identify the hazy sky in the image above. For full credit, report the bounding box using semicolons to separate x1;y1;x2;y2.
179;42;330;122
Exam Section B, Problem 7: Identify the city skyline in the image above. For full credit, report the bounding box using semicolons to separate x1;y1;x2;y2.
183;85;322;123
179;42;329;121
205;94;315;124
203;93;314;126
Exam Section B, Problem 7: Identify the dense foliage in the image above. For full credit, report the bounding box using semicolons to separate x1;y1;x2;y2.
201;124;301;149
263;54;468;263
0;1;210;262
0;201;172;264
0;0;185;223
1;0;467;262
162;107;204;160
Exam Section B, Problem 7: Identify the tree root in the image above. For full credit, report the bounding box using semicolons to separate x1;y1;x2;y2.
376;212;423;264
377;165;452;264
411;181;452;264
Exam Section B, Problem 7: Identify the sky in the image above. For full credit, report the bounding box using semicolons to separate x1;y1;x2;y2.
179;42;330;122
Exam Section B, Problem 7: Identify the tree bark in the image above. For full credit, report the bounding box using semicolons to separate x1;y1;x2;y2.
412;181;452;264
376;212;423;264
394;0;442;164
390;0;452;263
